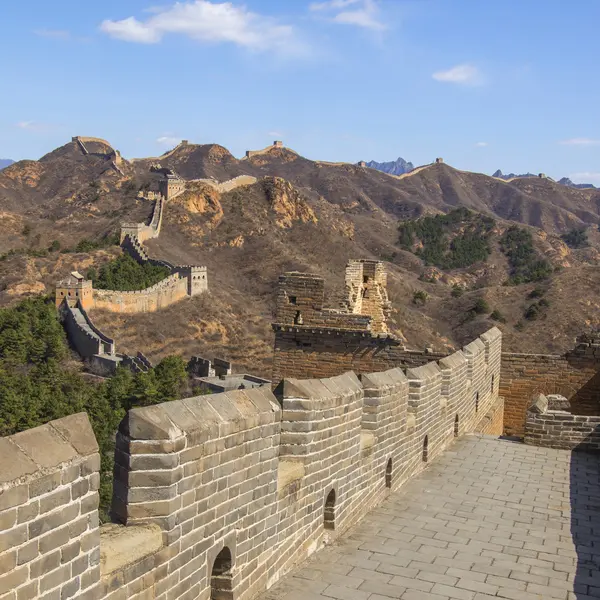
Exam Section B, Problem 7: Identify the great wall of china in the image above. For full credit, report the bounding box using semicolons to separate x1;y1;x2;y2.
55;160;207;373
0;319;503;600
5;246;600;599
8;136;596;599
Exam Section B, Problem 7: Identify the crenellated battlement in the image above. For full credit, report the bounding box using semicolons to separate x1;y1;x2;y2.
0;327;502;600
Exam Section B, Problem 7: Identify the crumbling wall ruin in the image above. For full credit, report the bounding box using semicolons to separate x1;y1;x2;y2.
271;266;446;383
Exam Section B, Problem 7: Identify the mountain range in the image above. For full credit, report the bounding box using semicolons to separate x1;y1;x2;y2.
366;157;414;176
492;169;596;189
0;159;14;170
1;138;600;377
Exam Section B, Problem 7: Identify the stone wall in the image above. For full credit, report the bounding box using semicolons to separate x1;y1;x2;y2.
62;302;114;358
120;197;164;244
524;395;600;451
500;338;600;436
189;175;258;193
93;274;189;314
0;414;101;600
272;325;447;384
0;328;502;600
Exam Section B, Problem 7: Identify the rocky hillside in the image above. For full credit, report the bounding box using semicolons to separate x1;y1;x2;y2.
2;138;600;376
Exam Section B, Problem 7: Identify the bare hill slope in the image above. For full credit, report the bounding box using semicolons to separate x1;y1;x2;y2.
2;138;600;376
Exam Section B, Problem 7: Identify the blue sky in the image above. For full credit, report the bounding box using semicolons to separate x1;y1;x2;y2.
1;0;599;183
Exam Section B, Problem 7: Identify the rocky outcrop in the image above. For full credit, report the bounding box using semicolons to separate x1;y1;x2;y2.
262;177;317;228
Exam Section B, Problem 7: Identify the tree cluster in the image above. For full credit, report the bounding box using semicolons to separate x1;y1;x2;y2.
398;208;494;270
0;297;191;521
499;226;553;284
561;228;588;249
88;253;171;291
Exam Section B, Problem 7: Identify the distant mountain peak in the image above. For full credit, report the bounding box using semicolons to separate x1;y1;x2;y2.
0;159;14;170
366;156;414;176
493;169;536;180
558;177;596;189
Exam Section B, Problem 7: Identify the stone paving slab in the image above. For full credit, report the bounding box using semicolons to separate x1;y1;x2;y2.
265;434;600;600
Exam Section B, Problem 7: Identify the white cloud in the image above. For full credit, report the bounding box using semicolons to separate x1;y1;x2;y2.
310;0;385;31
100;1;303;54
559;138;600;146
432;64;482;85
268;131;284;139
475;141;488;147
156;135;181;146
569;172;600;184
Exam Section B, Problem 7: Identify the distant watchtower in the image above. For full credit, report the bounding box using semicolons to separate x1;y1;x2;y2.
435;157;444;164
273;141;283;148
55;272;93;310
358;161;367;168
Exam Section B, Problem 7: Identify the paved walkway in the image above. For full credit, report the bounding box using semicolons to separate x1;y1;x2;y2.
266;435;600;600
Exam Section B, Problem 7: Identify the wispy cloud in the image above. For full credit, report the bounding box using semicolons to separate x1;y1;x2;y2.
34;29;72;40
432;64;482;86
559;138;600;146
268;131;284;139
475;141;488;147
310;0;386;31
15;121;50;132
100;0;305;55
310;0;362;9
156;135;181;147
569;172;600;184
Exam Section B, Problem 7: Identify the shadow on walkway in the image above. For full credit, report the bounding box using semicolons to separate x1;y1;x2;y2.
571;439;600;598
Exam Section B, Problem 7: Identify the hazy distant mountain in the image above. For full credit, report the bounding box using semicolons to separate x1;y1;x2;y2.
366;157;414;176
0;159;14;170
558;177;596;190
493;169;596;189
493;169;537;180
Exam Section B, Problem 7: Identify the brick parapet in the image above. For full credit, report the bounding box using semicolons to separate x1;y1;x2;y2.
500;347;600;437
106;327;501;599
524;402;600;451
0;413;101;600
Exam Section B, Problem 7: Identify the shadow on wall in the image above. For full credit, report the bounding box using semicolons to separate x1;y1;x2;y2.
571;430;600;599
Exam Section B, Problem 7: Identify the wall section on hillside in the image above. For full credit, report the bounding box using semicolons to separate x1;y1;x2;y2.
93;274;188;313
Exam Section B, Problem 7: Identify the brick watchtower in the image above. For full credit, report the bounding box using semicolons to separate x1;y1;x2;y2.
55;272;94;310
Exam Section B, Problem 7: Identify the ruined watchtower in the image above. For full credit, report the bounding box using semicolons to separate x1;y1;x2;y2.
272;260;406;382
55;271;93;310
344;259;391;334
